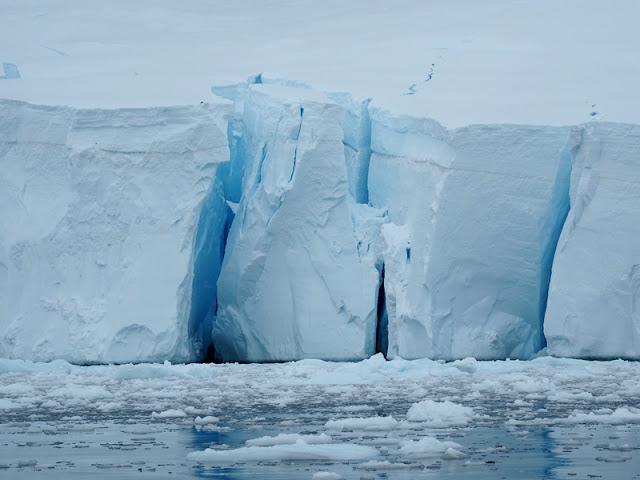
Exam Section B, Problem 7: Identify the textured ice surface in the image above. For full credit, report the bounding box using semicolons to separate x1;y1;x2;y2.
214;84;380;361
0;99;231;363
369;111;574;360
545;123;640;359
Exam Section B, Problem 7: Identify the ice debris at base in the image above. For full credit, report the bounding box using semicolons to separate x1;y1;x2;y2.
2;77;640;362
187;440;379;464
213;84;380;361
4;356;638;475
405;399;475;427
398;436;465;458
0;99;232;363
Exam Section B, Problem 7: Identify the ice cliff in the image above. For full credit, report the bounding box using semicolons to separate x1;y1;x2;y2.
1;81;639;363
0;99;232;363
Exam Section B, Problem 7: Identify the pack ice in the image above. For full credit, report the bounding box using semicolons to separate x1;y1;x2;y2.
0;100;231;363
213;84;381;362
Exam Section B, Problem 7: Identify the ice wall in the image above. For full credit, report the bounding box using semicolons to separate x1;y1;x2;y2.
368;111;575;360
3;80;640;364
213;85;381;362
545;123;640;359
0;99;231;363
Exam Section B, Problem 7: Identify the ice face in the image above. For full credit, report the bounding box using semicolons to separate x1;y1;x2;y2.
213;85;380;362
0;100;231;363
368;111;575;360
544;123;640;359
2;79;640;364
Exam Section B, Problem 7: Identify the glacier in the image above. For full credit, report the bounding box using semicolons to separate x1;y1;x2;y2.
544;123;640;359
213;84;381;362
0;99;231;363
1;79;640;363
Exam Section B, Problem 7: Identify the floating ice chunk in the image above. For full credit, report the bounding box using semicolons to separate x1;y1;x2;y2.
358;460;416;470
406;400;474;427
324;416;398;431
563;407;640;425
246;433;332;447
0;99;232;364
214;84;379;362
398;436;464;458
370;109;575;360
187;440;378;463
311;472;343;480
194;415;219;425
151;408;187;418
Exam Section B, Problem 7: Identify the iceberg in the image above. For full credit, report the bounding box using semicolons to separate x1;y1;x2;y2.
0;99;231;363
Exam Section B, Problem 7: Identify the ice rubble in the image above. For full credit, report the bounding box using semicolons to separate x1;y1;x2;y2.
0;99;232;363
2;78;640;363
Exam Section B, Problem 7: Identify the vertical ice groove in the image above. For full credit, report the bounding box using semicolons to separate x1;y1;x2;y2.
213;83;380;362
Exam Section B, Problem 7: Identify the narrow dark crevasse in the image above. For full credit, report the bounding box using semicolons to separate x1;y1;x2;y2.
375;263;389;358
536;129;580;351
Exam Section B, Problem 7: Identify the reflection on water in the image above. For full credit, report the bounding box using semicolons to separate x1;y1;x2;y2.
4;415;636;479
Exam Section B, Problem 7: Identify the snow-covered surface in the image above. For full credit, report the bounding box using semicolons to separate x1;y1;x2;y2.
1;0;639;128
544;123;640;359
1;355;640;477
0;99;231;363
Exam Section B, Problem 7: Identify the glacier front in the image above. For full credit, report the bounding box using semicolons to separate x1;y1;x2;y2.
544;123;640;359
2;80;640;364
213;85;381;362
0;99;231;363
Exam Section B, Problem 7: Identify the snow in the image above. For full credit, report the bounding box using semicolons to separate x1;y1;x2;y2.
0;100;231;363
1;1;638;128
544;123;640;359
187;440;379;464
406;400;474;427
